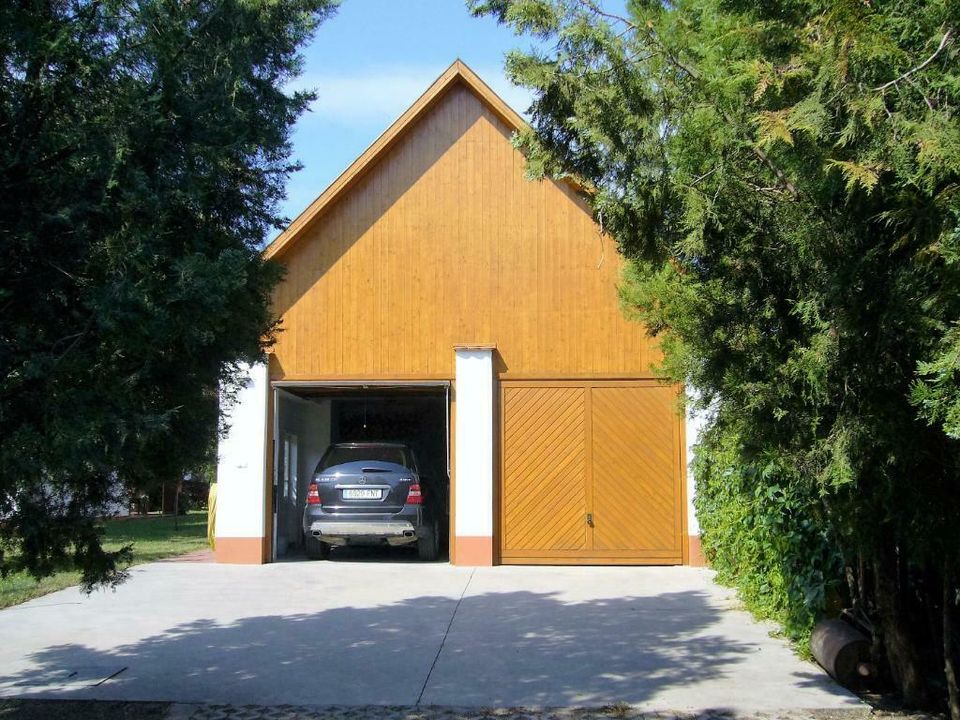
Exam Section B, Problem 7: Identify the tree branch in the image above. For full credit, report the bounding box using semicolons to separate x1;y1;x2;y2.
573;0;700;79
746;141;800;198
573;0;799;199
873;28;953;92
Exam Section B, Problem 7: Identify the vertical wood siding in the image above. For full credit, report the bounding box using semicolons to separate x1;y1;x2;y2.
269;81;659;380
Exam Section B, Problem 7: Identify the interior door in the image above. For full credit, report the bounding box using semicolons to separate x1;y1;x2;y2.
281;433;299;552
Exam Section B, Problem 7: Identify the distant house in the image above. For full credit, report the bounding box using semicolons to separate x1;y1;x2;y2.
215;61;703;566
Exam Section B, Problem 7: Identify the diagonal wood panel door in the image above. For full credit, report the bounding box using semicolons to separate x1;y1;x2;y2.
501;386;588;554
591;386;681;555
499;381;684;564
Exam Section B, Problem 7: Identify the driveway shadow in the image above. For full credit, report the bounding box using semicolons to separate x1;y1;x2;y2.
0;587;849;708
421;589;752;706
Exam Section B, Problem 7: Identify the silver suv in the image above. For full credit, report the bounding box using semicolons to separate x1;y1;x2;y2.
302;442;445;561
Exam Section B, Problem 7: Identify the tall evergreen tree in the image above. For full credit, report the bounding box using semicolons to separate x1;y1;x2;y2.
472;0;960;713
0;0;337;588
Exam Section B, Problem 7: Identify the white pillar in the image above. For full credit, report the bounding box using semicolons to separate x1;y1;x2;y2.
685;390;707;565
215;362;269;563
453;347;495;565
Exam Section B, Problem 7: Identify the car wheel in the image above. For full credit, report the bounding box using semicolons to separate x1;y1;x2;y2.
305;534;331;560
417;519;440;562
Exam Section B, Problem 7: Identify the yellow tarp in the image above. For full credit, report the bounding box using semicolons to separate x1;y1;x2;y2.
207;483;217;549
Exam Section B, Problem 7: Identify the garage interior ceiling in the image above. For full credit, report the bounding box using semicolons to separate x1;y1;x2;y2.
272;381;449;400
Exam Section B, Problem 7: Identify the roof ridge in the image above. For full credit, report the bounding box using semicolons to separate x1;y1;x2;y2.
263;60;526;260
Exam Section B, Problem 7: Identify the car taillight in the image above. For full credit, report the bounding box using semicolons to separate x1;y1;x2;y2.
307;483;320;505
406;483;423;505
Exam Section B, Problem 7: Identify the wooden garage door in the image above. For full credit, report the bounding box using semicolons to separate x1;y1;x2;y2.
500;381;685;564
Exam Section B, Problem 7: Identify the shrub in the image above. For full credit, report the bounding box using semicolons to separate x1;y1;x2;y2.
694;423;845;649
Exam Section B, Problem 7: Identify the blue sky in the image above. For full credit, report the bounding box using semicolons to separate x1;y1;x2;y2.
280;0;540;224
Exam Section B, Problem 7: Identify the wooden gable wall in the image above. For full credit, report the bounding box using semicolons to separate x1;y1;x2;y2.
269;81;660;380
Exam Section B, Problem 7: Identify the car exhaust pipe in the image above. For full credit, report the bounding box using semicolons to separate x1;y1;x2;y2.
403;530;415;538
312;531;322;537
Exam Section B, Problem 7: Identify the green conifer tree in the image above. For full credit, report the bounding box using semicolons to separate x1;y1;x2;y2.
1;0;337;588
472;0;960;712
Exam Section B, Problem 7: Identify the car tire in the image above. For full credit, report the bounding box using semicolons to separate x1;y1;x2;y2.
305;534;331;560
417;518;440;562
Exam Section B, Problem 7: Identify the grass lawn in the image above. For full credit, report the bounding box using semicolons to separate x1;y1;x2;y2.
0;511;209;610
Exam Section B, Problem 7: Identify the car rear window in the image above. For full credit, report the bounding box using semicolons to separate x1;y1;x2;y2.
319;445;411;470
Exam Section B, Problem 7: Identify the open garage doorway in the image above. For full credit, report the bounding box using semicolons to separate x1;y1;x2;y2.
271;382;450;562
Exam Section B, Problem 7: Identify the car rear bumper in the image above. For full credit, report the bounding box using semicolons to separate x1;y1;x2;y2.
307;519;416;537
303;506;424;546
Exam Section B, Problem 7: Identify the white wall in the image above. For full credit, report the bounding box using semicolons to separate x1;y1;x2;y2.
685;391;707;536
105;477;130;517
216;363;268;539
454;349;494;539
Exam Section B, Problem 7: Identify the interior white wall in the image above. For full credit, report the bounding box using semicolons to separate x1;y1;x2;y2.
216;363;268;539
275;392;332;555
454;349;494;538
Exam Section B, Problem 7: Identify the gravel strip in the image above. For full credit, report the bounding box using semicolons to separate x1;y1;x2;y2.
164;705;907;720
0;700;945;720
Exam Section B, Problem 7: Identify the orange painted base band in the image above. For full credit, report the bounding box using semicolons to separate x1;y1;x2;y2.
215;537;268;564
454;536;494;566
688;535;708;567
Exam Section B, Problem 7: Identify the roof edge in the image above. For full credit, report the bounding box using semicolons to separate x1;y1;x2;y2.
263;60;527;261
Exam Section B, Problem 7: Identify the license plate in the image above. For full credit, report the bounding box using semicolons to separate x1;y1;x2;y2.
342;488;382;500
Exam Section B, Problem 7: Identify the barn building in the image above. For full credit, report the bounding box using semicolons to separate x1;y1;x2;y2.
214;61;704;567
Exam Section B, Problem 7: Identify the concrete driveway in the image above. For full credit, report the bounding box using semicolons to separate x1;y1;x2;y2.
0;552;861;711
